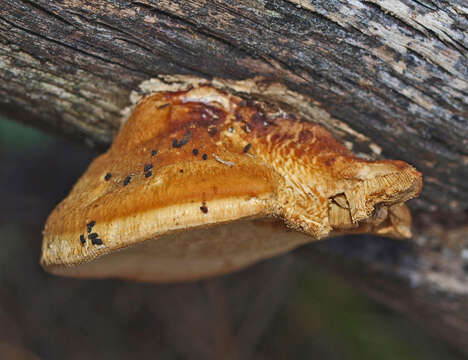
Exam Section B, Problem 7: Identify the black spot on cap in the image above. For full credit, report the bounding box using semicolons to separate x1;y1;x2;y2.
80;234;86;245
207;125;218;136
144;163;153;172
145;171;152;178
157;103;170;109
91;238;103;245
202;154;208;160
87;221;96;233
200;205;208;214
104;172;112;181
192;148;199;156
173;131;192;148
88;233;99;240
124;176;132;186
151;149;158;156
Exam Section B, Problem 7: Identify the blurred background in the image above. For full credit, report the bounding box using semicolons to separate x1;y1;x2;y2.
0;115;463;359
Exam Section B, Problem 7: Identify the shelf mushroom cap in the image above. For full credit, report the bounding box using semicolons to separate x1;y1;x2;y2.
41;85;422;282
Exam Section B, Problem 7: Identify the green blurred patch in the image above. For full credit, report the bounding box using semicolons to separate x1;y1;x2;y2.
285;269;463;360
0;116;52;150
0;224;29;281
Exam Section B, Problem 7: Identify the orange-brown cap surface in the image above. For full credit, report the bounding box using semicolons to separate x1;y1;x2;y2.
41;85;422;282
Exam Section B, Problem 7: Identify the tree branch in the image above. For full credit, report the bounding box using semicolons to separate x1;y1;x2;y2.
1;0;467;355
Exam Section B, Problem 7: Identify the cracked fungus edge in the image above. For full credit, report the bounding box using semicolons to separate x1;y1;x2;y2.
119;75;384;159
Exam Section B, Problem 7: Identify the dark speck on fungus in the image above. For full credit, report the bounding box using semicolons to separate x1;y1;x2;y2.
104;172;112;181
151;149;158;156
202;154;208;160
92;238;103;245
145;171;152;178
243;143;252;153
87;221;96;233
88;233;99;240
207;125;218;136
80;234;86;245
144;163;153;172
200;205;208;214
157;103;170;109
173;131;192;148
124;176;132;186
192;148;199;156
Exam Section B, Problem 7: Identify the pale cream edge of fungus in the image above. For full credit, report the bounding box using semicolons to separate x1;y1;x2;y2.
42;194;274;268
45;219;313;283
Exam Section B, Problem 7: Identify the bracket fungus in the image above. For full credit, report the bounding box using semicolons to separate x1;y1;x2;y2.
41;84;422;282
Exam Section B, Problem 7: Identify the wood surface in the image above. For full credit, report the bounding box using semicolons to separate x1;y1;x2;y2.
0;0;467;355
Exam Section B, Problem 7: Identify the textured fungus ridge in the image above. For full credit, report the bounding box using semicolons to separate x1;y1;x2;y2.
41;85;422;282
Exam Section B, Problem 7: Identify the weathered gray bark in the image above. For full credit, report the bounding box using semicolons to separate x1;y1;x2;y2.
0;0;467;356
0;0;466;211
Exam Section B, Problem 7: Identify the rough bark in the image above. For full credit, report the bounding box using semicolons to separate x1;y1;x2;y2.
0;0;467;356
0;0;466;211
